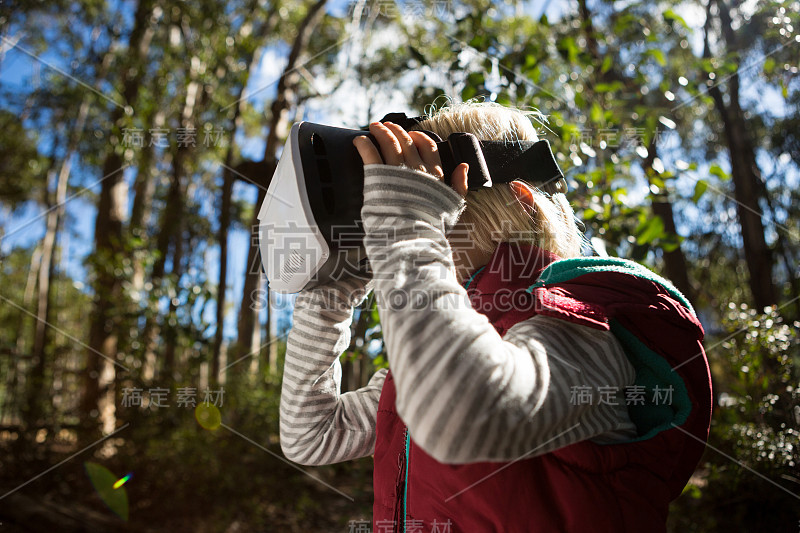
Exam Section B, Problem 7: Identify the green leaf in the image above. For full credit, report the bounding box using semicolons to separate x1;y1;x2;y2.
85;462;129;521
495;92;512;106
468;35;485;49
527;63;542;83
681;482;703;499
373;354;388;369
763;57;776;75
692;180;708;203
601;55;613;74
590;102;603;123
709;163;730;181
646;48;666;67
613;13;637;33
635;215;665;245
557;36;578;63
594;81;623;93
462;85;477;101
650;175;665;190
664;9;690;30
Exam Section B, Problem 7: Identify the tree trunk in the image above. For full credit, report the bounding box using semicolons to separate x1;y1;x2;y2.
642;140;695;302
80;0;155;431
706;0;776;309
129;108;164;293
762;190;800;317
25;99;90;433
651;199;694;300
161;75;202;381
235;193;266;367
16;121;63;434
128;80;164;385
213;142;235;384
3;243;40;425
161;170;185;382
710;92;775;309
138;164;182;383
212;0;280;384
234;0;329;370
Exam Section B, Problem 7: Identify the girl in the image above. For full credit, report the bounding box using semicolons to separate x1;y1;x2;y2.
279;101;711;532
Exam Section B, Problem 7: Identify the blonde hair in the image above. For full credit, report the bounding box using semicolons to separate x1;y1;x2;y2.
411;99;585;258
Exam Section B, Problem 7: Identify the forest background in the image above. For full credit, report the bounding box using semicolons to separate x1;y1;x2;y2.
0;0;798;531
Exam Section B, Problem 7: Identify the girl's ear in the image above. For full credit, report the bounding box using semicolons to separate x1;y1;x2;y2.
510;180;536;213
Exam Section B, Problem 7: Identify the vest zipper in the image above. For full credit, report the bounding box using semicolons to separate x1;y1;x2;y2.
393;426;408;532
393;426;411;532
402;426;410;532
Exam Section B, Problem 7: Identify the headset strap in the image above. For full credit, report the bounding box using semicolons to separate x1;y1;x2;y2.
365;112;567;193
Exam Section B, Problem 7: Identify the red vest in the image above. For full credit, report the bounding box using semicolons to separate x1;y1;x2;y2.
373;243;712;533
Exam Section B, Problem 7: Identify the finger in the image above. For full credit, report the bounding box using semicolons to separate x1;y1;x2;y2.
452;163;469;198
383;122;426;172
408;131;444;180
353;136;383;165
368;122;404;166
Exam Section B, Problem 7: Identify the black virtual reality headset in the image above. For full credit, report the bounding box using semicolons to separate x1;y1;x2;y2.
257;111;567;294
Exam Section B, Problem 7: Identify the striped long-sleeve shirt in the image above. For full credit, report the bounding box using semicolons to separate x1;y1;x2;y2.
279;164;638;466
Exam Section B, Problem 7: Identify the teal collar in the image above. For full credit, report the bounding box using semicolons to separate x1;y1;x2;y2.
463;266;485;289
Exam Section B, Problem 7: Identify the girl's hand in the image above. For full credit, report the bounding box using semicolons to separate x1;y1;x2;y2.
353;121;469;198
